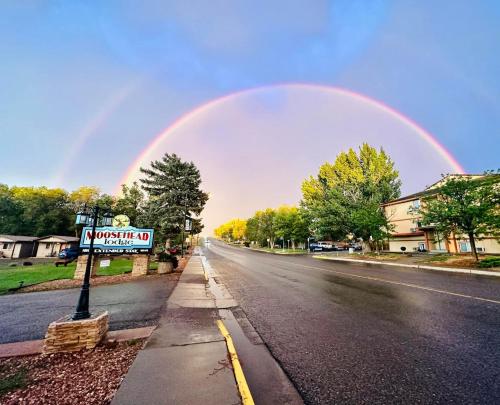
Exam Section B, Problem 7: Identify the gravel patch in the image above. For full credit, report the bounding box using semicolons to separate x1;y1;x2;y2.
0;340;143;405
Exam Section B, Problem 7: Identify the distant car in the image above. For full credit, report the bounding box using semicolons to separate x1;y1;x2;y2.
309;242;322;252
58;247;79;260
349;243;362;251
317;241;334;251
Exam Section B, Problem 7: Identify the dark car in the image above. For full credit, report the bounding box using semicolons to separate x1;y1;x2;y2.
58;247;79;260
309;242;323;252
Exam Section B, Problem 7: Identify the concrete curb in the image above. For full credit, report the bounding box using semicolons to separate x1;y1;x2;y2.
313;256;500;277
246;247;308;256
216;320;255;405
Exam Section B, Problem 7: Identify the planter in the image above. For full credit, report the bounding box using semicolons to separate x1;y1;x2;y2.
158;261;174;274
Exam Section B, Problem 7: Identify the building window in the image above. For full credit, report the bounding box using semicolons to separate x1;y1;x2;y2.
45;243;51;249
2;243;9;249
412;199;421;209
459;242;471;252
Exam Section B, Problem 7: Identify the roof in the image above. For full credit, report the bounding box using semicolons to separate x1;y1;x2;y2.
382;189;433;206
37;235;80;242
390;232;425;237
0;235;38;242
382;174;489;206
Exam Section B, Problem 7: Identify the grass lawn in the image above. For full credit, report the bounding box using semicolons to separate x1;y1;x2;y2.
0;258;158;294
421;254;452;262
253;247;308;254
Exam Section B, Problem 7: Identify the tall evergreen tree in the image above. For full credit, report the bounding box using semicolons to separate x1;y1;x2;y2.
140;153;208;244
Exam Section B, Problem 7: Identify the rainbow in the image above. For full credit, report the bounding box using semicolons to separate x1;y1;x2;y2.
116;83;464;193
53;78;144;187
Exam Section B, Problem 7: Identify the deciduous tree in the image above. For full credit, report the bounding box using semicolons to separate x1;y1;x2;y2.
420;173;500;261
301;143;400;248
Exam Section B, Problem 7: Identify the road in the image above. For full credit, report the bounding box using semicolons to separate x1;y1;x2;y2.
206;240;500;404
0;277;178;344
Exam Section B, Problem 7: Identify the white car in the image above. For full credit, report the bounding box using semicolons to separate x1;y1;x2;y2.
317;241;333;250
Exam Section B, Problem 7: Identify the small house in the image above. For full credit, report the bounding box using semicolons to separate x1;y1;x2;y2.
35;235;80;258
0;235;38;259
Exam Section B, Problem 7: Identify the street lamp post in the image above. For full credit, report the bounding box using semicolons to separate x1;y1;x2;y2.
73;206;113;321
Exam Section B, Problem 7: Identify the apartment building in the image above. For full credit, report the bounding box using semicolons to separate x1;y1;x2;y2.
383;175;499;254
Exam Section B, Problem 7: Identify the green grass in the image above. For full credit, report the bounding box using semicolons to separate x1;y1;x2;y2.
253;247;308;254
422;254;452;262
0;367;29;396
0;258;158;294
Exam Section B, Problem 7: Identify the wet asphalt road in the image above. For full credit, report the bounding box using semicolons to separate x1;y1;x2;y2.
206;240;500;405
0;277;178;344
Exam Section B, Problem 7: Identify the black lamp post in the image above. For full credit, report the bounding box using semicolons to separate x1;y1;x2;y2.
73;206;113;321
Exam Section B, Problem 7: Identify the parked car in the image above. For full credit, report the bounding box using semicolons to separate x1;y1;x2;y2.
309;242;322;252
317;241;334;251
349;243;363;251
58;247;79;260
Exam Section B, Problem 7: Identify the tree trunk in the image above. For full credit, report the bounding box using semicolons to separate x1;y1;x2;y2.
468;232;479;261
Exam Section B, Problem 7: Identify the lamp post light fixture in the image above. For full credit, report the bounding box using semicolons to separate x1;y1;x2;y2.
73;206;113;320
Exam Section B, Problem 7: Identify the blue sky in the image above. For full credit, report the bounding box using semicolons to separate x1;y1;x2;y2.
1;0;499;193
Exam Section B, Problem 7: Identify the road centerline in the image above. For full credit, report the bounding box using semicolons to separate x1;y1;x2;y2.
268;257;500;305
210;245;500;305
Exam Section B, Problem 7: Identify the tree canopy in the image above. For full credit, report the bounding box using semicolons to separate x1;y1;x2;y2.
301;143;400;247
140;153;209;244
420;173;500;260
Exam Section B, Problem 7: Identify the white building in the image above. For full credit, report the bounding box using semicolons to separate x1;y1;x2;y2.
0;235;38;259
35;235;80;258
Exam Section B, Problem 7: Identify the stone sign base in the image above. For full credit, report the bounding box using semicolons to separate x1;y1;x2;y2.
43;311;109;354
74;254;99;280
132;254;150;276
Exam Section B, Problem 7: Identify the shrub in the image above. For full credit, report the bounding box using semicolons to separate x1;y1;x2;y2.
157;252;178;269
478;257;500;268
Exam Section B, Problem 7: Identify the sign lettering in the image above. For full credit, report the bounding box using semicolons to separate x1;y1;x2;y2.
80;226;154;252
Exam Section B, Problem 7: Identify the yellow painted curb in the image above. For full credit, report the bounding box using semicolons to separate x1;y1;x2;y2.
216;320;255;405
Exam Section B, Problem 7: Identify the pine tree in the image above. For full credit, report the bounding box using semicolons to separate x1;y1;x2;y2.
140;153;208;244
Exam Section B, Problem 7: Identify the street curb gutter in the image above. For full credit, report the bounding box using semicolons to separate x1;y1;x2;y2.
216;319;255;405
313;256;500;277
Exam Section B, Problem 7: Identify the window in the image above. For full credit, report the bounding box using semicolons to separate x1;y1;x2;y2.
412;199;421;209
45;243;51;249
459;242;471;252
2;243;9;249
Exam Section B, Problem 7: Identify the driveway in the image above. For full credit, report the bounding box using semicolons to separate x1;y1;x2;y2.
0;276;178;344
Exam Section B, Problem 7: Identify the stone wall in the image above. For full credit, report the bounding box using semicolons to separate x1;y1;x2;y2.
132;254;150;276
43;311;109;353
74;254;99;280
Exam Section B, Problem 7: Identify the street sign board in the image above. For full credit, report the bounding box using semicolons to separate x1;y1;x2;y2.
100;259;111;267
80;226;154;254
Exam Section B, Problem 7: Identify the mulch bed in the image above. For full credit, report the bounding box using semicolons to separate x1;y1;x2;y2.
0;340;143;405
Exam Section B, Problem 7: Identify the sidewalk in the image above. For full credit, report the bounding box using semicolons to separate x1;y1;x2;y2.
112;252;241;405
